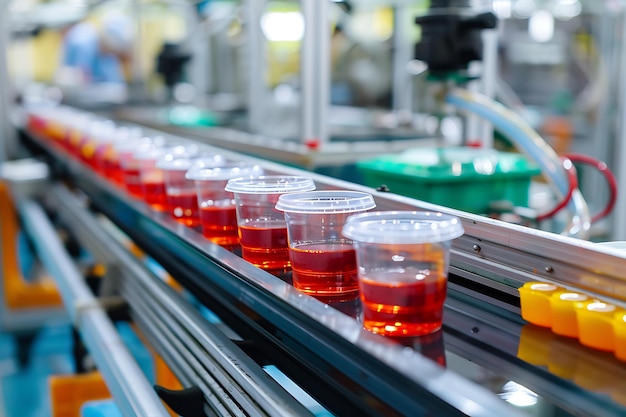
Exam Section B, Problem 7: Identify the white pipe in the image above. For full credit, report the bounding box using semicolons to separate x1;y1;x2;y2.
446;88;591;239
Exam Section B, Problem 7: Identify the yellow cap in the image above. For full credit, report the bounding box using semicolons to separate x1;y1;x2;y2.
519;282;563;328
576;301;622;352
549;291;589;338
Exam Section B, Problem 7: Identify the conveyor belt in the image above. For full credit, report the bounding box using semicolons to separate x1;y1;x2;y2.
22;126;626;417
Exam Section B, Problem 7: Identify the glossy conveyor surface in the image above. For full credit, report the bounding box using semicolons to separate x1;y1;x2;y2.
22;127;626;417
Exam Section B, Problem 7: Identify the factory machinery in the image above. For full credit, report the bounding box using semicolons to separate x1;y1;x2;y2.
2;1;626;416
1;109;624;417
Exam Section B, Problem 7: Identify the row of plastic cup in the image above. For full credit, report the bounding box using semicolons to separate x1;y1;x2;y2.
223;180;465;337
29;106;467;338
519;282;626;362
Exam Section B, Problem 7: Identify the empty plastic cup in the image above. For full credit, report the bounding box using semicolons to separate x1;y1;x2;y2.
275;190;376;300
225;176;316;274
157;153;225;226
186;162;264;248
342;211;464;337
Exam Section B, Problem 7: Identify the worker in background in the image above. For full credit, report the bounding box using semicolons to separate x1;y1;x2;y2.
56;12;134;86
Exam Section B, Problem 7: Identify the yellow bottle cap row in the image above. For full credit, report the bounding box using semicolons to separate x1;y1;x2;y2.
519;282;625;360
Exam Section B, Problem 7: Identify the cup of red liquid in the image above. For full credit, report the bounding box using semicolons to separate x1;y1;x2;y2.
275;190;376;301
342;211;464;337
133;145;190;211
186;162;264;248
225;176;316;274
117;137;163;197
156;152;225;227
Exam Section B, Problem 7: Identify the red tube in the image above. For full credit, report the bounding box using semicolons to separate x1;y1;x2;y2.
563;153;618;223
536;157;578;222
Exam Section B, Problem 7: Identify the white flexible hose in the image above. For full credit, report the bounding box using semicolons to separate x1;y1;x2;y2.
446;88;591;239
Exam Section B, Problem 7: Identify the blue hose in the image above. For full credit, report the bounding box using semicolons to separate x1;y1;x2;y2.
446;88;590;238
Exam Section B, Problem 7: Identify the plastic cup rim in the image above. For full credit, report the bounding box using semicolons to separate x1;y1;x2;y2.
341;210;464;244
275;190;376;214
225;175;316;194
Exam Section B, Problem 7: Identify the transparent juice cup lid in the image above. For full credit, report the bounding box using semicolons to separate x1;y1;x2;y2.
114;136;164;153
156;152;224;171
133;144;190;161
275;190;376;214
185;162;264;181
342;211;464;244
225;176;315;194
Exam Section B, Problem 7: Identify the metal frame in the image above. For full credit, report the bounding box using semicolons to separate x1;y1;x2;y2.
22;122;626;416
16;198;169;417
0;0;15;160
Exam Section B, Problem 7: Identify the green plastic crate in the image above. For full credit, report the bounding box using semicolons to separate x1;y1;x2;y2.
357;147;541;214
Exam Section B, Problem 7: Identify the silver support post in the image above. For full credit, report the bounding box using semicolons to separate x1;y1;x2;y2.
130;0;144;99
612;9;626;240
392;5;413;123
246;0;266;133
479;28;497;148
301;0;330;145
0;0;16;160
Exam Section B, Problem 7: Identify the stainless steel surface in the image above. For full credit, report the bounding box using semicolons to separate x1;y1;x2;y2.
50;184;317;417
113;107;438;170
392;4;413;120
35;132;527;417
24;123;626;416
301;0;330;145
16;197;169;417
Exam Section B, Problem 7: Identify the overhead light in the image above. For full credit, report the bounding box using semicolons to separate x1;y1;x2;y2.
552;0;582;21
493;0;512;19
261;12;304;42
529;10;554;43
513;0;537;19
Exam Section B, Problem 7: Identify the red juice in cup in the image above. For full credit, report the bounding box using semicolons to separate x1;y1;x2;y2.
186;163;264;248
199;204;239;244
289;242;357;295
275;190;375;300
238;222;290;272
157;152;224;227
343;211;464;337
226;176;315;274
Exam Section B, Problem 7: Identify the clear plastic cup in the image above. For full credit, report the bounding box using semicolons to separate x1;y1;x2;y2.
117;136;170;197
157;153;225;226
117;137;158;196
275;190;376;300
186;162;264;248
225;176;316;274
342;211;464;337
134;145;191;211
97;126;143;183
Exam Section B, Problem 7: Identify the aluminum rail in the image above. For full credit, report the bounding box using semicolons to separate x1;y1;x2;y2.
16;199;169;417
22;125;626;415
48;185;316;417
30;138;526;417
131;123;626;306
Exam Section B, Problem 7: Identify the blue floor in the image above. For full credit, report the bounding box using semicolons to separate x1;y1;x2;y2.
0;325;74;417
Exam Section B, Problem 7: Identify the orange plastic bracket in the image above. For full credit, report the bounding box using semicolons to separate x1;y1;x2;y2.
49;371;110;417
0;181;62;309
